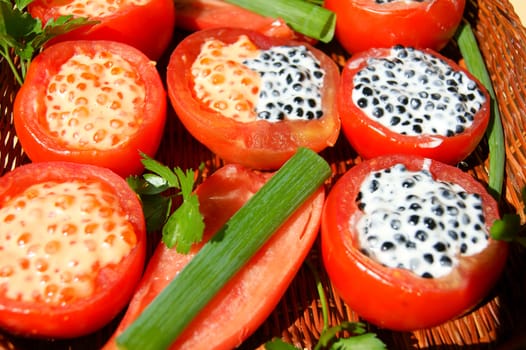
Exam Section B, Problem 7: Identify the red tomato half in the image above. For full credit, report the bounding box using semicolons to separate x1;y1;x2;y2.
338;46;490;165
325;0;465;54
321;155;508;331
29;0;175;60
166;28;340;170
13;40;166;178
0;162;146;338
175;0;296;40
103;163;324;349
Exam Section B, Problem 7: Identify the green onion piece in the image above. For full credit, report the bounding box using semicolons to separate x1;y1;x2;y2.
455;21;505;200
116;147;331;350
224;0;336;43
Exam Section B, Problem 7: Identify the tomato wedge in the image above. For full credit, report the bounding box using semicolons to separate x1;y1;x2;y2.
0;161;146;338
166;28;340;170
175;0;296;40
13;40;166;178
321;154;508;331
28;0;175;60
103;163;324;349
325;0;465;54
338;46;490;165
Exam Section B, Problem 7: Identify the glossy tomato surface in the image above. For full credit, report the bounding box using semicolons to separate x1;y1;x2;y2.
103;163;325;350
28;0;175;60
166;28;340;170
13;40;166;178
325;0;465;54
338;47;490;165
0;161;146;338
321;155;508;331
175;0;296;40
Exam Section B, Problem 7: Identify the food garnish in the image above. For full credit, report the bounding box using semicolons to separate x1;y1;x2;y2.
127;154;205;254
0;0;94;85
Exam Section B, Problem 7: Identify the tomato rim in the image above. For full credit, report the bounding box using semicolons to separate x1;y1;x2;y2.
166;27;340;170
338;46;491;165
321;154;509;331
13;40;167;178
325;0;466;54
0;161;146;338
28;0;175;60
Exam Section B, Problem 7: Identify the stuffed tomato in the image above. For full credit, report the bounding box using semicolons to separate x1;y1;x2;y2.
103;163;325;349
0;162;146;338
13;40;166;178
338;45;490;165
321;154;508;331
166;28;340;170
29;0;175;60
325;0;465;54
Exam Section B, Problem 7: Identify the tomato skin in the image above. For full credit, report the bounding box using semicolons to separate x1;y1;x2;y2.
28;0;175;60
175;0;296;40
338;47;490;165
0;161;146;338
166;28;340;170
103;163;325;349
325;0;465;54
13;40;166;178
321;155;508;331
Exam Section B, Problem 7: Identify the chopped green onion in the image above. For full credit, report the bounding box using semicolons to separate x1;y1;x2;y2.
455;21;505;200
224;0;336;43
116;148;331;350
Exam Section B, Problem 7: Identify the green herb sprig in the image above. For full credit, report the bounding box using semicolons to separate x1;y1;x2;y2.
126;154;205;254
0;0;95;86
265;261;386;350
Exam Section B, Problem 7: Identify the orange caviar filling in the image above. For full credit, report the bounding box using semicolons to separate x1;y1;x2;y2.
45;51;145;151
191;35;261;123
41;0;149;19
0;181;137;305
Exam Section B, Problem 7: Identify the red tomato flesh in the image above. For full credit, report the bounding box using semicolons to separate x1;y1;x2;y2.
166;28;340;170
103;163;325;349
29;0;175;60
0;162;146;338
325;0;465;54
321;155;508;331
175;0;296;40
338;46;490;165
13;40;167;178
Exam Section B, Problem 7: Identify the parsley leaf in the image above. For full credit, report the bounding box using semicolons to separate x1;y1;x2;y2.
490;187;526;247
330;333;386;350
162;167;205;253
126;154;205;254
0;0;95;85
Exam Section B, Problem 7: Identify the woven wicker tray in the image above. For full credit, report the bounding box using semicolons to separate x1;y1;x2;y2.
1;0;525;348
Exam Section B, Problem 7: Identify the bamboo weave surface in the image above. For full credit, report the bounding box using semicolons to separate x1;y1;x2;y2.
1;0;525;348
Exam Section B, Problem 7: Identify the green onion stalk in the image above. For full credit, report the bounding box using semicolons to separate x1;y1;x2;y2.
455;21;506;200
